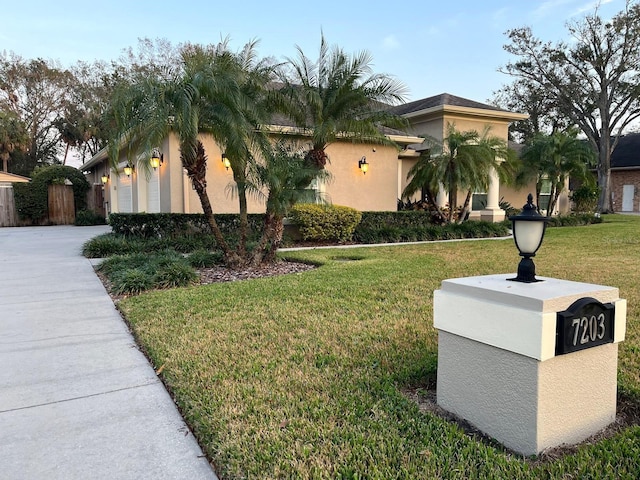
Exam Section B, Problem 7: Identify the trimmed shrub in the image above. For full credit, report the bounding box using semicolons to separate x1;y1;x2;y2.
290;204;362;242
353;212;509;244
75;209;107;226
108;212;264;239
546;213;602;227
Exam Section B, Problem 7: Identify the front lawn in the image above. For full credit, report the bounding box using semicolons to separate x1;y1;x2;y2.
118;214;640;479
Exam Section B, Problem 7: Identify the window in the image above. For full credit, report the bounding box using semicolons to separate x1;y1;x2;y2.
539;179;552;211
472;192;487;211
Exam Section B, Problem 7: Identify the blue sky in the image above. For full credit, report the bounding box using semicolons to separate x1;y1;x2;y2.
1;0;624;104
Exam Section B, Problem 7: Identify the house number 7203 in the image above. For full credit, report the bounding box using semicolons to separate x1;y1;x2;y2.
571;314;606;346
555;298;614;355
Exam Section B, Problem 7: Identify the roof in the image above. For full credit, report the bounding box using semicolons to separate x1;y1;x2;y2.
388;93;512;116
611;133;640;169
388;93;528;123
0;171;31;183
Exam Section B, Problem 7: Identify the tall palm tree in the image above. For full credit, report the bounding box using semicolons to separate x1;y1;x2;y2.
518;130;595;216
403;124;516;224
108;43;258;266
279;34;408;170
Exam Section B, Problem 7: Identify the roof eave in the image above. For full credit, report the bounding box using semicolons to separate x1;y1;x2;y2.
80;148;109;171
402;105;529;122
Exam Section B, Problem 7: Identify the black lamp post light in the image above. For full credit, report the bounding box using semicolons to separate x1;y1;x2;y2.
508;194;550;283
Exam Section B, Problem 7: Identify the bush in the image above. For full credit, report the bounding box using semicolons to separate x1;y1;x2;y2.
98;250;198;295
290;204;362;242
111;268;154;295
75;209;107;226
108;213;264;239
154;262;198;289
353;212;509;244
546;213;603;227
188;249;224;268
570;184;600;213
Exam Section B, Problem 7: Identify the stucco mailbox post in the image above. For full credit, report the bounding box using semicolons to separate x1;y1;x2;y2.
433;275;626;456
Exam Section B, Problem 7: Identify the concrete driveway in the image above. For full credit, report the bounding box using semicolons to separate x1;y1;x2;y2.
0;226;217;480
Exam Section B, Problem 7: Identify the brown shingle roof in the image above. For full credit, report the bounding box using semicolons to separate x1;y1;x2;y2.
388;93;511;116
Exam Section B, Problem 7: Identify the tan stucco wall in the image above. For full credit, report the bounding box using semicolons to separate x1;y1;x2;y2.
160;133;404;214
323;143;399;211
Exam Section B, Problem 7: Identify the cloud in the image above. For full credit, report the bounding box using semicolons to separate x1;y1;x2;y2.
382;35;400;51
571;0;615;16
532;0;575;18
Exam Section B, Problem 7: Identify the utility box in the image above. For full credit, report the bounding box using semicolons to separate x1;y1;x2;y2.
433;274;627;456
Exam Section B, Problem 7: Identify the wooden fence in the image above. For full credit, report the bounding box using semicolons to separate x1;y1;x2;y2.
0;186;18;227
47;184;75;225
0;184;78;227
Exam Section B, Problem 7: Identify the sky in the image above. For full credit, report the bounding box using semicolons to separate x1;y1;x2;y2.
0;0;625;105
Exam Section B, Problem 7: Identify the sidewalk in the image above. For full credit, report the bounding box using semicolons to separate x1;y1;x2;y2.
0;226;217;480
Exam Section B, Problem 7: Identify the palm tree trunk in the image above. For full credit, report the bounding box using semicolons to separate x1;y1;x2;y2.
233;170;249;258
183;141;242;267
457;191;472;224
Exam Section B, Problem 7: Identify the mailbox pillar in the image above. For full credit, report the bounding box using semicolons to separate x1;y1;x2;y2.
434;274;626;456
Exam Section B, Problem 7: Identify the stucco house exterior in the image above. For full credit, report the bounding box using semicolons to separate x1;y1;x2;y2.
81;93;537;219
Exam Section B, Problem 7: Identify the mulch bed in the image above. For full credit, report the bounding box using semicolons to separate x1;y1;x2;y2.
197;261;315;285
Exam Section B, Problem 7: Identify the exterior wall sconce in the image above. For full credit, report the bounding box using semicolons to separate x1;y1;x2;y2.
101;174;109;184
508;193;550;283
222;153;231;170
150;150;163;170
123;164;134;177
358;156;369;174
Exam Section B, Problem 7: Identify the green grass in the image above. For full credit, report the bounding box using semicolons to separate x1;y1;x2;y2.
118;214;640;479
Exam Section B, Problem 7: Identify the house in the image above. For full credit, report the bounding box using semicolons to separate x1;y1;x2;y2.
81;93;534;219
389;93;556;220
609;133;640;213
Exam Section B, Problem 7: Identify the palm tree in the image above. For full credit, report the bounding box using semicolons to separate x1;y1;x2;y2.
279;34;408;170
518;130;595;216
108;42;259;267
403;124;516;224
249;141;331;265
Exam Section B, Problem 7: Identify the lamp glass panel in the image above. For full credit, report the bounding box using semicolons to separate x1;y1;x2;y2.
360;163;368;173
514;220;544;254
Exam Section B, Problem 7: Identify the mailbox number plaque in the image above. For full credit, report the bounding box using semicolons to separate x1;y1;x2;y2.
556;297;615;355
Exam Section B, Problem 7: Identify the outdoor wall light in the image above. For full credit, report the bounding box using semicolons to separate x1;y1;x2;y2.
101;174;109;184
358;156;369;174
508;193;550;283
150;150;163;170
123;165;134;177
222;153;231;170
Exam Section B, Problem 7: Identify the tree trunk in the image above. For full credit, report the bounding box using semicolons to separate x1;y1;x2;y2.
264;214;285;264
597;108;613;213
456;191;472;224
233;170;249;258
183;140;242;268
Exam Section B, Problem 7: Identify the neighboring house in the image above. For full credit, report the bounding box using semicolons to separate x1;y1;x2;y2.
609;133;640;213
81;92;533;219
